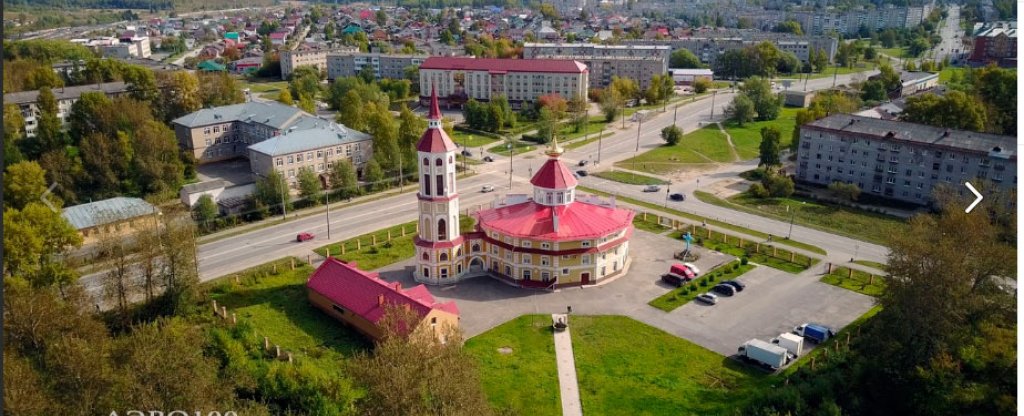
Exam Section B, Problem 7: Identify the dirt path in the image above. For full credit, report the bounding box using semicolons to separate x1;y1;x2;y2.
715;122;741;162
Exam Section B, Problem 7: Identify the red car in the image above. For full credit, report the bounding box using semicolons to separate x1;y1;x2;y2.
296;232;315;242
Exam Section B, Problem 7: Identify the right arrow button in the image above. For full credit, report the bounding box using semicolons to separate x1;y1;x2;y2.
964;182;983;213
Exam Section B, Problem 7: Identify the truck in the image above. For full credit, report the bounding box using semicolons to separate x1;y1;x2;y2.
737;339;791;370
772;333;804;357
794;323;835;344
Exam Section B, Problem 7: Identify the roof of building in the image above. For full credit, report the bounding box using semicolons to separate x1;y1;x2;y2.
248;121;371;156
804;114;1016;157
61;197;157;230
669;68;715;76
171;101;305;129
477;199;634;241
306;258;460;324
198;60;227;71
181;179;226;194
419;56;587;73
531;156;578;189
417;87;458;153
524;42;671;51
3;82;130;105
900;71;939;84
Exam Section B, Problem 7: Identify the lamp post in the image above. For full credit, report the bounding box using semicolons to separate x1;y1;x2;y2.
279;174;288;221
507;142;513;189
787;205;795;240
709;90;718;122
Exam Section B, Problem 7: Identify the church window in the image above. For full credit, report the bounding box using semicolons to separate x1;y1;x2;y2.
423;175;431;195
422;252;429;261
440;252;449;262
472;243;481;252
423;158;429;166
436;174;445;195
435;158;443;166
440;268;448;278
437;218;448;240
423;268;430;277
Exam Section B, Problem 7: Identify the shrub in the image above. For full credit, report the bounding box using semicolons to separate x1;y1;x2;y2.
741;257;749;265
732;264;739;271
748;183;770;198
700;280;709;287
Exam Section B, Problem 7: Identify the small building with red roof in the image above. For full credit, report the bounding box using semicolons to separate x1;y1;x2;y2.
307;257;459;341
411;87;634;289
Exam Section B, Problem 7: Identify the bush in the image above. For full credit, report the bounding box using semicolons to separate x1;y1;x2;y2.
741;257;749;265
732;264;739;271
748;183;770;198
700;280;709;287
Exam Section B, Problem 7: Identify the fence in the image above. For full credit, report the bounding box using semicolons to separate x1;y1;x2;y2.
210;299;295;365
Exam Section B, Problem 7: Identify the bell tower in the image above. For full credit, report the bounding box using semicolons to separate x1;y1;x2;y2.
413;86;465;284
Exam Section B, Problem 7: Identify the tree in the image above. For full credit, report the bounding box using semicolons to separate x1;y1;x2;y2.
724;94;755;126
32;87;65;157
669;49;703;68
599;89;623;122
661;125;683;145
277;88;294;105
536;107;556;143
828;181;861;201
861;80;887;102
974;65;1017;135
693;77;712;94
330;159;360;198
68;91;113;143
298;94;316;114
297;167;324;205
254;170;292;215
902;91;987;132
746;182;770;198
363;158;385;192
132;120;184;197
763;173;794;197
2;202;82;288
877;63;902;94
367;103;400;173
157;71;201;122
738;76;781;121
609;76;640;102
398;105;426;171
773;20;803;35
537;94;569;119
198;72;244;107
4;161;51;210
192;194;218;230
809;48;830;73
336;90;366;131
758;126;781;169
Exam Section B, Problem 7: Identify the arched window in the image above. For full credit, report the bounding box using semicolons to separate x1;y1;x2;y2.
456;247;462;257
440;252;449;261
422;267;430;278
472;243;481;252
422;252;429;261
435;158;443;166
449;156;454;164
423;158;429;166
437;218;448;240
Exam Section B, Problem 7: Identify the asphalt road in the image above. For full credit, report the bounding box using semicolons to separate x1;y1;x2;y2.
931;6;965;63
78;70;883;297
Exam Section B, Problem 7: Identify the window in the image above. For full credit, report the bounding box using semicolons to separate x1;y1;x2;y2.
440;252;448;261
423;175;431;195
472;243;481;252
562;268;569;276
581;255;590;265
522;270;532;280
276;158;283;166
296;154;303;162
423;158;429;166
436;174;444;195
523;255;532;265
437;218;447;240
440;268;448;278
540;256;550;266
581;241;591;247
317;163;324;171
205;139;212;146
541;242;551;249
307;152;313;160
288;169;295;178
316;150;323;158
435;158;443;166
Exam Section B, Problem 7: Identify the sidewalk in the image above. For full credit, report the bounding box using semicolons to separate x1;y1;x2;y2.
552;314;583;416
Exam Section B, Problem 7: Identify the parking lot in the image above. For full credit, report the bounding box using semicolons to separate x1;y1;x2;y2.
374;229;876;356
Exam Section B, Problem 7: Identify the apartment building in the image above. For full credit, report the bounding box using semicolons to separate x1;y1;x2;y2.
171;100;371;168
623;35;836;68
99;37;151;59
3;82;131;138
418;57;588;109
326;52;427;81
795;114;1016;205
523;43;669;89
248;121;373;184
279;48;329;80
969;21;1017;67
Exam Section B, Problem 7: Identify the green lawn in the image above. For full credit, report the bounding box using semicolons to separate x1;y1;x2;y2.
821;266;887;297
451;130;500;149
314;222;418;270
464;316;561;416
614;126;730;174
693;190;908;246
592;170;669;186
571;315;766;414
578;186;827;256
852;260;887;270
489;140;537;156
564;129;611;150
802;64;877;80
722;107;800;159
938;67;968;84
632;215;671;234
558;117;610;142
692;236;816;274
649;260;756;312
207;258;371;367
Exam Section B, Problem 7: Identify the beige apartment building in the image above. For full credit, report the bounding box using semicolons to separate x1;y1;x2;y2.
248;122;373;184
326;52;427;81
523;43;670;89
279;46;359;79
418;57;589;109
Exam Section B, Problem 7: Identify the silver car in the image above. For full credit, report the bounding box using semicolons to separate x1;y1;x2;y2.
643;185;661;192
695;293;719;305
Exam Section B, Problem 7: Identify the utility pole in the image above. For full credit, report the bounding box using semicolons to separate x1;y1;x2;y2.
597;128;604;164
787;205;795;239
831;64;839;89
635;115;643;152
709;90;718;121
621;101;626;129
399;157;404;191
324;152;331;239
673;103;679;125
280;175;288;220
507;142;513;190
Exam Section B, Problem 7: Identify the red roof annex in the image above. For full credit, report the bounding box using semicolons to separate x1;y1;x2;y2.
420;57;588;74
476;201;634;240
307;258;459;323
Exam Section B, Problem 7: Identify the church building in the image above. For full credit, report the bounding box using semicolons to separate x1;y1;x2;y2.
414;87;635;289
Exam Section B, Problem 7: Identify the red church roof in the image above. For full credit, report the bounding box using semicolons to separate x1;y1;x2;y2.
416;86;458;153
428;85;442;120
476;201;634;241
420;57;588;74
530;157;578;189
307;258;459;323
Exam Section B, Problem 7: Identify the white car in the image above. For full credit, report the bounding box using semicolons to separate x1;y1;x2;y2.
683;262;700;275
481;185;495;193
695;293;719;305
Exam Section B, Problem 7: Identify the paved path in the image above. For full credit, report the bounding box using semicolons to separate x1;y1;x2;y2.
551;314;583;416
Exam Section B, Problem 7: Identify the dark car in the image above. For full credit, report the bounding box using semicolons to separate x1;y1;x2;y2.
669;193;685;201
661;273;689;287
578;160;589;167
483;156;494;162
461;149;473;157
721;280;746;292
711;283;737;296
576;170;589;177
296;232;315;242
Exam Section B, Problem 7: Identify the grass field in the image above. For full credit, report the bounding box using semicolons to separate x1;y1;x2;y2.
489;140;537;156
207;258;370;367
314;222;418;270
592;170;669;186
464;316;562;416
803;64;877;80
821;266;887;297
564;129;611;150
451;130;500;149
578;186;827;256
722;107;800;159
571;315;765;414
238;80;288;101
614;126;730;174
693;236;816;274
632;215;672;234
649;260;756;312
938;67;968;84
853;260;887;270
693;191;908;246
558;117;610;142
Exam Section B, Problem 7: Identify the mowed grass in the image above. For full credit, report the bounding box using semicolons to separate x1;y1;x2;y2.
802;64;877;80
571;315;765;414
592;170;669;185
632;215;672;234
451;130;500;149
853;260;887;270
615;126;731;174
489;140;537;156
694;190;908;246
314;222;418;270
723;107;800;159
464;315;561;416
821;266;887;297
559;116;610;142
207;258;371;367
939;67;968;84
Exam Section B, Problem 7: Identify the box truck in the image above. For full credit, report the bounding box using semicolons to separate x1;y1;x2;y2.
737;339;791;370
772;333;804;357
794;323;835;344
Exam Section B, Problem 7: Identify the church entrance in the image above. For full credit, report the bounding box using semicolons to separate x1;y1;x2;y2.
469;257;484;272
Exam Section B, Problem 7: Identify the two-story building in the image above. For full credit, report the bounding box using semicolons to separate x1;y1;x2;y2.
247;121;372;184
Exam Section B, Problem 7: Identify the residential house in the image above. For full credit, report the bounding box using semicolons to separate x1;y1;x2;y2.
62;197;159;245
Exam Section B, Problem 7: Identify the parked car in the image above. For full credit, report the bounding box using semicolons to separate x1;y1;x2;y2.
695;293;718;304
643;185;661;192
682;262;701;275
576;170;589;177
481;185;496;193
669;193;685;201
661;273;688;287
667;263;696;280
296;232;315;242
461;149;473;157
483;156;494;162
578;160;589;166
793;323;835;344
721;280;745;292
712;283;737;296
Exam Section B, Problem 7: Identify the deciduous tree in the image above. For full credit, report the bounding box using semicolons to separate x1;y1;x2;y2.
4;161;51;210
661;125;683;145
758;126;781;169
297;167;324;205
669;48;703;68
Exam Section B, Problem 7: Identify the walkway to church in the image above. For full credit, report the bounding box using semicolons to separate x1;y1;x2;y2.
552;314;583;416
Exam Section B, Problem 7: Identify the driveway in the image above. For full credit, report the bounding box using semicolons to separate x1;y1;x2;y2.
196;157;255;187
373;229;876;355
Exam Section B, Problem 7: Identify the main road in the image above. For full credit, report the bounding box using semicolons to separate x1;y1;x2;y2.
79;69;885;295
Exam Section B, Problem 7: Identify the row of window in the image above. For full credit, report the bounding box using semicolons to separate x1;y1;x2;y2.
275;145;360;166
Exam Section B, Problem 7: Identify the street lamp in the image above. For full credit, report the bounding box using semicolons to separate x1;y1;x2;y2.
597;128;604;164
507;142;513;189
709;90;718;121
